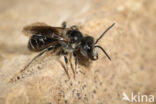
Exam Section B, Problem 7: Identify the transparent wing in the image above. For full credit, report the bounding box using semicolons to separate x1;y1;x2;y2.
22;22;63;37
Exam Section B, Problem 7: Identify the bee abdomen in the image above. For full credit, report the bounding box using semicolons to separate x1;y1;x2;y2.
28;34;57;51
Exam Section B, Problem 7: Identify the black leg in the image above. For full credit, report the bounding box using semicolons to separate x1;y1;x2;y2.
64;55;68;71
23;46;55;71
71;25;78;30
62;21;67;28
73;53;78;71
63;55;70;79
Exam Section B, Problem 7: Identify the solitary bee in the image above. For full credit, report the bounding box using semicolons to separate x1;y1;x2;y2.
22;22;115;78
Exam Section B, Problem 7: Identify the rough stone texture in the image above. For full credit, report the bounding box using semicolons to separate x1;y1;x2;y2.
0;0;156;104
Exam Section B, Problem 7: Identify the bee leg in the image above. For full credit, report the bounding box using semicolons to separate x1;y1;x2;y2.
63;55;70;79
62;21;67;28
69;54;76;79
73;53;78;71
71;25;79;30
23;46;54;71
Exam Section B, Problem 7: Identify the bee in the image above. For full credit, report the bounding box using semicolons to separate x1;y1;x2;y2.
22;22;115;79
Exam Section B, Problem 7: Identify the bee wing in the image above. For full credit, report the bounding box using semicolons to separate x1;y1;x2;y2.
22;22;64;37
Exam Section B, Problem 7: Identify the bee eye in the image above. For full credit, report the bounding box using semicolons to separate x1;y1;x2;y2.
81;36;94;51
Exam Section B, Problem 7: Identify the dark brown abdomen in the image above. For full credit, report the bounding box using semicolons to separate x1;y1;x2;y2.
28;34;58;52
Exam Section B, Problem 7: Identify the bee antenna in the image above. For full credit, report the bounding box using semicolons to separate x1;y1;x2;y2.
95;23;115;44
94;45;111;61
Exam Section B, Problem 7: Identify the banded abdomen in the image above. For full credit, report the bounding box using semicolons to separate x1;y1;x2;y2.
28;34;58;52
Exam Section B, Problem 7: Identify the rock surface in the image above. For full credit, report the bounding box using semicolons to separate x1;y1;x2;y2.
0;0;156;104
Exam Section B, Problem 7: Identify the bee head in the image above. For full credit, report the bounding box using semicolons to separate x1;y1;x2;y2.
80;36;98;60
80;23;115;61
